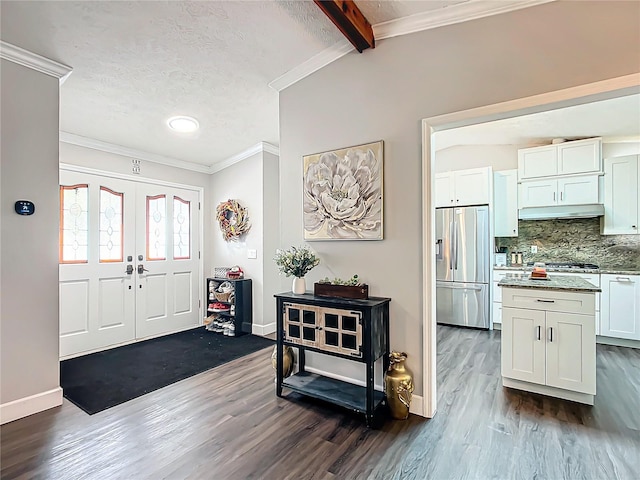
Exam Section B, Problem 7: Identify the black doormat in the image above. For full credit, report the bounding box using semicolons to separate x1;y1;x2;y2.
60;329;274;415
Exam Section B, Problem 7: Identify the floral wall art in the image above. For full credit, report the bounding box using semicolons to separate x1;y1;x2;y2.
303;140;383;240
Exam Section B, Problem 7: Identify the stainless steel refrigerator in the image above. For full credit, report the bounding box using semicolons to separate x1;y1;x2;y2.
436;205;490;329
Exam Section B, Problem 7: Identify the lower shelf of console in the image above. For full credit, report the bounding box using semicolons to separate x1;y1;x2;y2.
282;371;385;414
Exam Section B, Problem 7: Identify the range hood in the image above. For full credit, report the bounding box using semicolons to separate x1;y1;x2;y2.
518;204;605;220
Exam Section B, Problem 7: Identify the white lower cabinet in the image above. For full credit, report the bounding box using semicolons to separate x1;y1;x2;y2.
501;287;596;404
600;274;640;340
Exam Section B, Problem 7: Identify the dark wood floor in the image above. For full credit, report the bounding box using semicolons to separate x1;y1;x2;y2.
2;327;639;479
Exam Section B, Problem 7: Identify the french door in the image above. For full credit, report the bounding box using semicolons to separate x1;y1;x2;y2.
59;170;201;358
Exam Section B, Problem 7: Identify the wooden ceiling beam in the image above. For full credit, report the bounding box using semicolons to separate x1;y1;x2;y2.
314;0;375;53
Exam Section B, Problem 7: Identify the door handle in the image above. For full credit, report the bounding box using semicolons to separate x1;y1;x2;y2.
137;264;149;274
126;264;134;275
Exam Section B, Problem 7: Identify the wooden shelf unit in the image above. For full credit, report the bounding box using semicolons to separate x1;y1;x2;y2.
206;277;252;336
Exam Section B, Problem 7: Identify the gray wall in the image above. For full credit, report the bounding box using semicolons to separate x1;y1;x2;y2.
279;0;640;391
209;152;280;334
435;145;519;173
1;60;60;405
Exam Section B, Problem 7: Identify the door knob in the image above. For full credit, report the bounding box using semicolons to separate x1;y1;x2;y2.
137;264;149;274
126;264;134;275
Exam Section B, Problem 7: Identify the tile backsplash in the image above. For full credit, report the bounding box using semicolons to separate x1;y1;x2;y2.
496;218;640;270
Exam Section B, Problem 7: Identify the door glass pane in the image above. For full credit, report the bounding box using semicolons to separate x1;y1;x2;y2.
342;333;357;350
325;331;339;346
60;184;88;264
303;327;316;342
288;324;300;339
99;187;123;262
303;310;316;325
146;195;166;260
173;196;190;259
324;313;339;329
342;315;357;332
288;308;300;322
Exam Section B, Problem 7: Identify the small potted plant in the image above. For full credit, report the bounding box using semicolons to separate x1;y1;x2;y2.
274;246;320;294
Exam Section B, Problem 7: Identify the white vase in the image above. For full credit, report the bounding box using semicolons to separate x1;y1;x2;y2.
292;277;306;294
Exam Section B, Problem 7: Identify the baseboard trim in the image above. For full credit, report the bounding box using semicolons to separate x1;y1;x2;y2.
596;335;640;349
503;377;594;405
409;394;424;416
1;387;63;425
252;322;276;336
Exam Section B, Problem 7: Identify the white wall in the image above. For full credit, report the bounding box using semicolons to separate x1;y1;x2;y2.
603;141;640;158
262;151;281;332
1;60;61;421
279;0;640;392
435;145;519;173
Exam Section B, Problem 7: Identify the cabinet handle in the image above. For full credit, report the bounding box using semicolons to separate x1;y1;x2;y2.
615;277;632;282
536;299;555;303
536;325;541;341
632;225;637;229
548;327;553;342
553;192;556;201
560;191;563;201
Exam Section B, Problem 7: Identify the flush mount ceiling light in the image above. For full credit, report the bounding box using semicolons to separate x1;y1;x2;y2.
167;115;199;133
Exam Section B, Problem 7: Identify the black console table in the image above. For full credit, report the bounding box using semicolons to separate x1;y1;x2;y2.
274;292;391;427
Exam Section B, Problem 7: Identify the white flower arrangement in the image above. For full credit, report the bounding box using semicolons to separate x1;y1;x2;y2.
274;246;320;278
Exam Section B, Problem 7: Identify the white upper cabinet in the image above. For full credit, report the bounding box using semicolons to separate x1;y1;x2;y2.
519;174;600;209
558;175;600;205
556;139;602;175
494;170;518;237
435;167;491;208
518;138;602;180
602;155;639;235
518;145;557;179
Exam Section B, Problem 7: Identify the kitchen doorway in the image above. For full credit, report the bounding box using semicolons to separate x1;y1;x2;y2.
59;167;203;358
421;74;640;417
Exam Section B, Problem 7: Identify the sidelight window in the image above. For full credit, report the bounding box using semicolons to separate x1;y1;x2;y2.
60;184;89;263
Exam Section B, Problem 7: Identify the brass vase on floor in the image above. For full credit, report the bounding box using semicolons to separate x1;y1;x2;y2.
384;351;414;420
271;345;294;378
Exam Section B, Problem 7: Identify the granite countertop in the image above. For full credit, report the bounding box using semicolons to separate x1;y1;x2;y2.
493;265;639;275
498;273;601;292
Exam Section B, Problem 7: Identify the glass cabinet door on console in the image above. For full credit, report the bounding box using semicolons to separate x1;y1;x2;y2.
320;308;363;358
284;303;319;347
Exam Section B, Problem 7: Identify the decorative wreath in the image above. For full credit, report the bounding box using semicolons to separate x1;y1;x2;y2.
216;199;251;242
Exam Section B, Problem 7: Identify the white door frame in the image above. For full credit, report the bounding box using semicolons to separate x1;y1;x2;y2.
421;73;640;418
59;163;205;352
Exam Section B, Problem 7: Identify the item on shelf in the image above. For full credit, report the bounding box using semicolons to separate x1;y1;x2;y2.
314;282;369;300
214;266;231;279
210;302;230;312
530;262;548;279
227;265;244;279
216;199;251;242
384;351;414;420
274;246;320;294
230;305;235;316
271;345;294;379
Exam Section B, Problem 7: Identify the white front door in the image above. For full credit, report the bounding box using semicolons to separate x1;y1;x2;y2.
135;183;200;339
59;171;201;358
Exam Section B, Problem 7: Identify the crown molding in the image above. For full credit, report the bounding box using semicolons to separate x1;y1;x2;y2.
374;0;555;40
210;141;280;174
268;39;353;92
59;132;212;174
269;0;553;92
0;41;73;84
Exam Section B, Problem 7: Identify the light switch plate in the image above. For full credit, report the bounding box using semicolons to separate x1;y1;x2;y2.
530;245;538;254
247;249;257;259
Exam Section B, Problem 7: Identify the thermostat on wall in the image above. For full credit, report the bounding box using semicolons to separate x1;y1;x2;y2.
14;200;35;216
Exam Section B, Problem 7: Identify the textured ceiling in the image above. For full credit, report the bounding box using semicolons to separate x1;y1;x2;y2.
0;0;471;167
435;94;640;151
